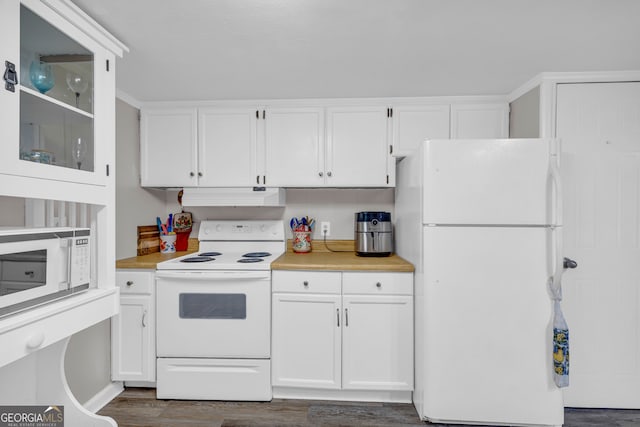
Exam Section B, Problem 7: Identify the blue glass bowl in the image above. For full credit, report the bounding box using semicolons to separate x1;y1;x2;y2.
29;61;54;94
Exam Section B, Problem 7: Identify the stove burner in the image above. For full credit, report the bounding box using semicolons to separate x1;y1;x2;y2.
237;258;264;263
242;252;271;258
180;256;216;263
199;252;222;257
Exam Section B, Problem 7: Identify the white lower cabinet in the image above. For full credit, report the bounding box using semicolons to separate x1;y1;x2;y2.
272;270;413;398
112;269;155;382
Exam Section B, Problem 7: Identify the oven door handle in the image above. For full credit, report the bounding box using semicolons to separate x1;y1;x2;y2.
155;271;271;280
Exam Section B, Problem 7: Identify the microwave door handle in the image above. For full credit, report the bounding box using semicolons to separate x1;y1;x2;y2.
65;237;73;289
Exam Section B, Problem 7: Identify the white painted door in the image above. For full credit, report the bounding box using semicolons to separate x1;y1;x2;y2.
342;294;413;391
450;103;509;138
264;107;325;186
557;81;640;408
326;106;390;187
111;295;153;381
391;104;450;156
271;293;342;389
140;108;197;187
198;108;258;187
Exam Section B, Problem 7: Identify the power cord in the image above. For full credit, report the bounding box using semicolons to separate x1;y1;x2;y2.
322;230;351;252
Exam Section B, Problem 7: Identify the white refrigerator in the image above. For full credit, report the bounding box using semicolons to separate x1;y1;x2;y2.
395;139;565;426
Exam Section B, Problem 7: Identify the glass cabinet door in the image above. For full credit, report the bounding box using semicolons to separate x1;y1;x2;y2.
19;5;94;173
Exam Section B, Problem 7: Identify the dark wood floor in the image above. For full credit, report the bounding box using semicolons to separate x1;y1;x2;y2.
99;388;640;427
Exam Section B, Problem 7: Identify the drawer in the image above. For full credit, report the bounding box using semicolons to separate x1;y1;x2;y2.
116;270;154;294
1;260;46;283
272;271;341;294
343;272;413;295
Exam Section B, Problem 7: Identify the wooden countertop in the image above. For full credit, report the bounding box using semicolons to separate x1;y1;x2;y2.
271;240;414;272
116;239;414;272
115;239;198;269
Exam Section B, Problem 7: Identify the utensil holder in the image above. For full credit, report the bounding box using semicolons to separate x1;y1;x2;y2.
159;233;177;254
293;231;312;253
175;230;190;251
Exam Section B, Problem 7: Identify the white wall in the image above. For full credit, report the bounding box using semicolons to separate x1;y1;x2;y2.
164;188;395;242
0;196;25;226
509;86;540;138
115;98;166;258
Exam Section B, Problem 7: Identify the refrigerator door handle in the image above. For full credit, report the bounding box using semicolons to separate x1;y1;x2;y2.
549;157;563;227
550;225;564;299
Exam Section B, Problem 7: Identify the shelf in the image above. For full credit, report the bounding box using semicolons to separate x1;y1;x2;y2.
20;85;93;122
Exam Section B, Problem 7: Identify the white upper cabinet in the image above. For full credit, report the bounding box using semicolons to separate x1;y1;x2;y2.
391;104;450;156
450;103;509;139
199;108;258;187
139;100;509;189
326;106;391;187
0;1;118;191
264;107;325;187
140;108;197;187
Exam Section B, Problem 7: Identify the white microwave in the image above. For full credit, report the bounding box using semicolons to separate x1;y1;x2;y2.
0;227;91;318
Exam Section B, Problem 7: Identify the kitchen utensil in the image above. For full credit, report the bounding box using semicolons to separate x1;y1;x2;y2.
355;211;393;256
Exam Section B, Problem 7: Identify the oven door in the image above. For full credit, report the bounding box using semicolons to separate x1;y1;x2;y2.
156;270;271;358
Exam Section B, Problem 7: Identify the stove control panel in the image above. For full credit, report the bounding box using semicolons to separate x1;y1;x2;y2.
199;220;284;241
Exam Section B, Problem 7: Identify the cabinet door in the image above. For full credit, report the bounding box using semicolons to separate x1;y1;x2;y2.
272;293;341;389
450;103;509;139
391;105;450;156
198;108;258;187
264;107;325;187
342;294;413;391
140;108;197;187
111;295;155;381
0;2;110;187
326;106;390;187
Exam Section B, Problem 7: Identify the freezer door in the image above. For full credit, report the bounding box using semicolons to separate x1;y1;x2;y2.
419;226;563;425
423;138;560;226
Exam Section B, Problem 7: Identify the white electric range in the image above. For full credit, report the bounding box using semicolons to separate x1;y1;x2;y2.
155;220;285;401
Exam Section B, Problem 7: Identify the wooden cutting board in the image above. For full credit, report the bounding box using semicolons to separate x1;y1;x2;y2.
137;225;160;256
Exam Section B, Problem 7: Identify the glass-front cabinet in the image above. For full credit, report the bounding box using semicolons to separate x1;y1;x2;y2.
1;0;112;187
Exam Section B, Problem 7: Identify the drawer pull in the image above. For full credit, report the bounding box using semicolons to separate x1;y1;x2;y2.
142;310;147;327
126;281;134;287
24;271;35;278
376;282;382;288
303;281;309;287
345;308;349;327
336;308;340;327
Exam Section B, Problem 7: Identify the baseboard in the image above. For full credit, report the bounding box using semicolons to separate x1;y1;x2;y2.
272;386;412;403
83;381;124;413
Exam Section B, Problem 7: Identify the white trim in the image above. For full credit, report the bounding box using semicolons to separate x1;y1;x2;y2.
507;74;544;102
116;89;143;110
508;70;640;103
140;95;509;110
83;381;124;413
41;0;128;57
272;386;412;403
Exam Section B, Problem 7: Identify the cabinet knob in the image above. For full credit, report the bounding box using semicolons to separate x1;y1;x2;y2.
327;171;332;177
126;281;134;287
376;282;382;288
318;172;323;177
190;172;195;177
198;172;203;177
303;281;309;287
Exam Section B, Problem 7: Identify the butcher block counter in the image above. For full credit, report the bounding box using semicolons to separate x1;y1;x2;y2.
115;239;199;269
272;240;414;272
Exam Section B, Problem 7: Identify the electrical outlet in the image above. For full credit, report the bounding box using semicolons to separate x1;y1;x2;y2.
321;221;330;236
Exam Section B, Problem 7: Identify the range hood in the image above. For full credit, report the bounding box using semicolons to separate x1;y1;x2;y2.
180;188;286;207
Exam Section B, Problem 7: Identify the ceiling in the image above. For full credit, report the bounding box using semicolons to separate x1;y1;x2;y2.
70;0;640;103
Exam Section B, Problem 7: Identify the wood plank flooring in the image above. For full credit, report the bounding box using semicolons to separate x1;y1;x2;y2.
99;388;640;426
